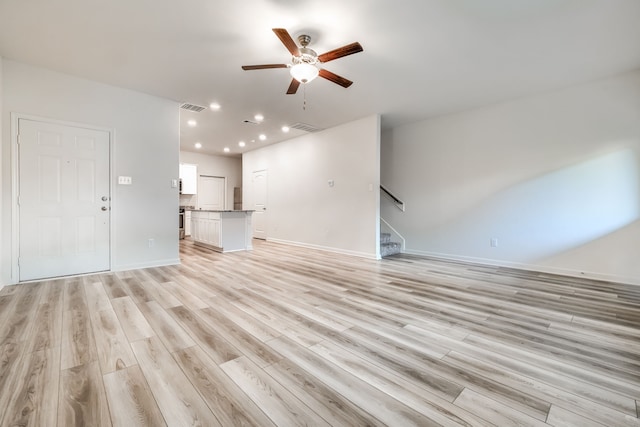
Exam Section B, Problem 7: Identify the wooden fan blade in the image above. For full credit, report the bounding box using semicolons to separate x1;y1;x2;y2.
317;42;363;63
286;78;300;94
273;28;300;56
318;69;353;88
242;64;288;70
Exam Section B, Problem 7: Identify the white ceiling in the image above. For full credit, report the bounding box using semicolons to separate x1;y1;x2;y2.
2;0;640;157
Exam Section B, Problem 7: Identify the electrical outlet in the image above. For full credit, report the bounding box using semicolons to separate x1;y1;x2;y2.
490;238;498;247
148;238;155;248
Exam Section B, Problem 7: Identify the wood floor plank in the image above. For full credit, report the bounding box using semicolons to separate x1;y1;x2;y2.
263;356;387;427
545;404;608;427
137;279;183;309
84;280;112;313
162;281;209;310
453;388;547;427
173;346;277;427
220;356;332;427
405;324;639;416
0;341;24;425
464;333;640;407
2;347;60;427
206;298;282;342
90;306;138;374
266;335;442;426
26;293;64;353
64;279;87;311
121;277;155;304
61;282;99;370
138;300;196;352
131;336;220;426
444;350;640;427
309;338;496;426
167;305;240;364
58;361;112;426
0;281;42;344
99;274;129;299
110;296;155;342
232;294;325;347
196;306;283;368
103;364;167;427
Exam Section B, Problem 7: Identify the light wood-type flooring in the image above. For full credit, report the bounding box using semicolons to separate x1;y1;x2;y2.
1;239;639;426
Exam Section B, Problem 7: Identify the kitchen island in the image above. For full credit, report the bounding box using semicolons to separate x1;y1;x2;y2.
190;210;253;252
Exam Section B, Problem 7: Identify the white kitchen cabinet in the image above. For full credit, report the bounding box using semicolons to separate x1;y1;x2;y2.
185;210;192;236
179;163;197;195
190;210;252;252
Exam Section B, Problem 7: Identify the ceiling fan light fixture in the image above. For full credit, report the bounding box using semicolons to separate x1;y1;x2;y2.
290;63;319;84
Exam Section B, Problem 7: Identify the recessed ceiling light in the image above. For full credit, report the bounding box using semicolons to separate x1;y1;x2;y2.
209;102;221;110
238;141;246;147
259;134;267;141
187;119;197;127
223;147;230;153
281;126;290;133
194;142;202;149
254;114;264;122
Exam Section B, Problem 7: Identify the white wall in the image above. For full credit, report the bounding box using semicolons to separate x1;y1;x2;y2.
382;70;640;284
178;151;242;209
1;60;180;284
0;56;3;289
243;115;381;258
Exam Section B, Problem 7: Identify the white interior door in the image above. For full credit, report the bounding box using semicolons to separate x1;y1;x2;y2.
252;170;267;240
18;119;110;281
198;175;225;210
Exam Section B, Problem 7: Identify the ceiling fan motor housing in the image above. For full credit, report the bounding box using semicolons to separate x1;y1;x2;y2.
294;47;319;65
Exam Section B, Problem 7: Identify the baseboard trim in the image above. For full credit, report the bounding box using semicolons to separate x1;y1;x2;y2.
113;258;181;272
403;249;640;286
267;238;378;260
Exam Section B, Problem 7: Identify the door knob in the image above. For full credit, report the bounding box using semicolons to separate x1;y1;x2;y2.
101;206;108;211
101;196;108;201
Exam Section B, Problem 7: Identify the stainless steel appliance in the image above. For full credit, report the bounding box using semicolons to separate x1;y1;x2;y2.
179;207;185;239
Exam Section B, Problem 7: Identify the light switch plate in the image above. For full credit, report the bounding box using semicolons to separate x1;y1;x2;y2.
118;176;132;185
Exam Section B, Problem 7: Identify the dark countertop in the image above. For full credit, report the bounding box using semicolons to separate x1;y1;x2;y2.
189;209;254;212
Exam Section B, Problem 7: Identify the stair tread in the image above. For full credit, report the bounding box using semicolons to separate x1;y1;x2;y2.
380;240;401;257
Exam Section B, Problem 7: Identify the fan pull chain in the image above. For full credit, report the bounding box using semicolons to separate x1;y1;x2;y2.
303;84;307;111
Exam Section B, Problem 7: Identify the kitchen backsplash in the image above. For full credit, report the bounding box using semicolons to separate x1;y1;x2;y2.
179;194;197;207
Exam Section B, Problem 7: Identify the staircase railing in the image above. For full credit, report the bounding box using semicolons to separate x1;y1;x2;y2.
380;185;405;211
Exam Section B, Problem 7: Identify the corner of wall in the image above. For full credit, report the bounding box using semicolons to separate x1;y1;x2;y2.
0;55;5;286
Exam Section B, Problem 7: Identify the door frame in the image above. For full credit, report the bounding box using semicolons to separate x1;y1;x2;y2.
10;113;115;283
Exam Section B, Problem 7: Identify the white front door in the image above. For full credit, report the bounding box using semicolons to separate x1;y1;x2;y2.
18;119;111;281
252;170;267;240
198;175;225;210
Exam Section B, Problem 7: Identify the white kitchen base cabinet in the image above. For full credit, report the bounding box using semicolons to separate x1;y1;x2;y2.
185;210;192;236
190;210;253;252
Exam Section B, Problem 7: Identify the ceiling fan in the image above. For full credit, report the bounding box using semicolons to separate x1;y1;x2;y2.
242;28;363;94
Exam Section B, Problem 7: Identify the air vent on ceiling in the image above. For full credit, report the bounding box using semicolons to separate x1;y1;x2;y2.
289;122;323;133
180;103;206;112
